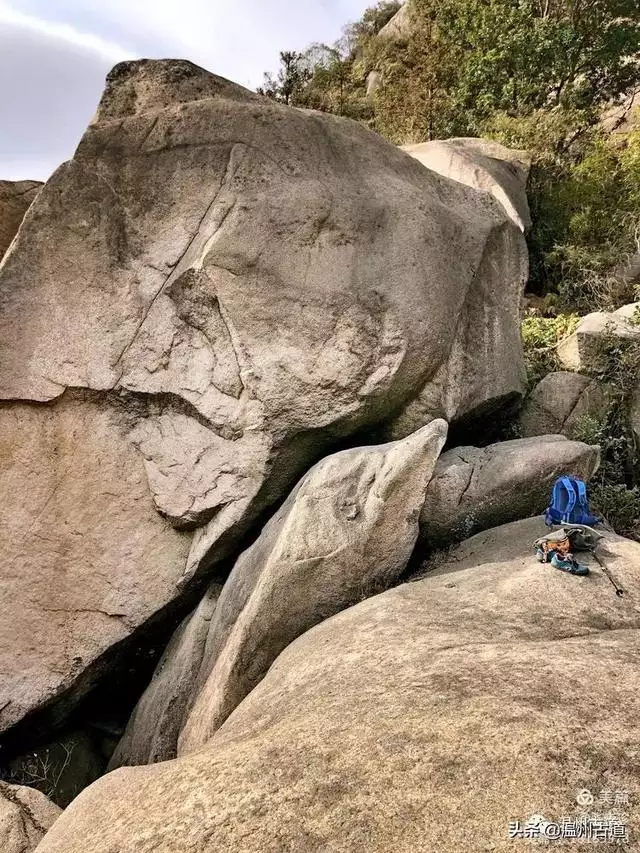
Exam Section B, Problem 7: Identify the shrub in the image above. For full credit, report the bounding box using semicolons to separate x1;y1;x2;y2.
520;312;579;389
570;328;640;537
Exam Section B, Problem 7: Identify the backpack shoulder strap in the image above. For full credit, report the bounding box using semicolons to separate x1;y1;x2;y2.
545;476;577;525
558;476;577;522
571;478;588;509
570;477;600;525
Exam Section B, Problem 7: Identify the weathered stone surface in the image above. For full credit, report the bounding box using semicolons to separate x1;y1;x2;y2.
613;251;640;287
403;137;532;232
557;303;640;372
420;435;600;550
381;211;527;440
384;142;529;441
109;584;222;767
35;517;640;853
0;180;42;260
0;395;191;738
600;89;640;136
378;1;412;39
519;371;611;439
365;69;381;97
0;782;60;853
112;420;448;764
0;59;527;585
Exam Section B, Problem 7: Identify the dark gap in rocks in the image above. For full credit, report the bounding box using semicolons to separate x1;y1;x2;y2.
446;392;522;449
0;553;235;807
400;538;458;588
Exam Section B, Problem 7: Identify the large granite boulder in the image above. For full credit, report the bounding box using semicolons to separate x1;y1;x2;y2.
0;782;60;853
0;395;191;739
0;180;42;260
35;517;640;853
0;60;527;737
557;303;640;372
519;372;611;439
403;137;532;232
0;59;526;580
111;420;448;765
383;139;529;442
420;435;600;550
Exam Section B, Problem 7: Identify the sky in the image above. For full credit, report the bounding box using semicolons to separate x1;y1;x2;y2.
0;0;373;180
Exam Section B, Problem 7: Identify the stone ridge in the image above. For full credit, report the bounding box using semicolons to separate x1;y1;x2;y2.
94;59;260;122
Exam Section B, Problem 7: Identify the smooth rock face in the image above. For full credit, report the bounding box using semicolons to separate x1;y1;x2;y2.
420;435;600;550
557;304;640;372
403;137;532;232
0;180;42;260
0;59;527;584
519;372;611;439
385;139;529;441
0;394;191;738
0;782;60;853
109;584;222;767
35;517;640;853
378;1;412;39
112;420;448;764
381;212;527;440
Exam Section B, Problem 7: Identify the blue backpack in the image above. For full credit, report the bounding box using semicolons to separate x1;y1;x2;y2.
544;476;600;527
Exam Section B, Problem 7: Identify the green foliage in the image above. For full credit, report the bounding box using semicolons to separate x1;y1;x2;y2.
257;51;311;105
347;0;638;143
434;0;640;121
350;0;402;39
592;484;640;538
259;1;639;312
257;3;402;119
520;312;579;388
572;412;640;538
571;328;640;536
529;125;640;307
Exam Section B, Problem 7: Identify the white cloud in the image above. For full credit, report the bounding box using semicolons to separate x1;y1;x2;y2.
0;2;134;63
0;0;373;179
5;0;372;86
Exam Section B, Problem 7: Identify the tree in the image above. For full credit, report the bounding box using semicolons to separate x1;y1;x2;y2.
257;51;311;105
370;0;640;142
439;0;640;125
257;3;405;119
347;0;402;41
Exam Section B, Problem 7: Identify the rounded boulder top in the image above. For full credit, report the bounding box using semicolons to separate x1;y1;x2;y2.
94;58;260;122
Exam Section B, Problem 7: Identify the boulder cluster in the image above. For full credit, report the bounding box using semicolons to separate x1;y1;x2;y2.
1;60;637;853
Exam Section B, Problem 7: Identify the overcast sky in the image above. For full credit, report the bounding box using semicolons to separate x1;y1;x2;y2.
0;0;373;181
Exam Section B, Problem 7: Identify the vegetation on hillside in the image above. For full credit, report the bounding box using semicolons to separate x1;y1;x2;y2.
260;0;639;308
261;0;640;533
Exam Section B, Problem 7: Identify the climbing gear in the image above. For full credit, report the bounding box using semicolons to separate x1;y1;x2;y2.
544;477;600;527
591;549;625;597
535;530;590;575
558;523;603;552
534;525;625;593
550;551;590;576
